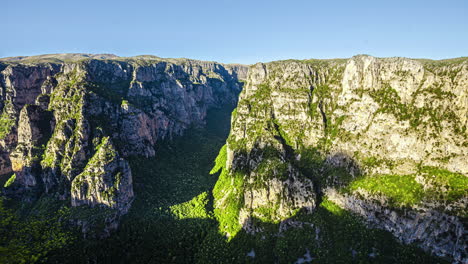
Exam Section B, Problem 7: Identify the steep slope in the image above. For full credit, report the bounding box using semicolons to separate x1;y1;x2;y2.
0;55;247;233
213;56;467;263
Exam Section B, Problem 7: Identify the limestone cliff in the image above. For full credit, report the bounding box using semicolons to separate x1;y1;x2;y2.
213;55;467;262
0;54;247;230
71;137;133;214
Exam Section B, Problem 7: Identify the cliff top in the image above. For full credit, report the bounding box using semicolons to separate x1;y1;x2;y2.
2;53;467;68
261;54;468;65
0;53;249;67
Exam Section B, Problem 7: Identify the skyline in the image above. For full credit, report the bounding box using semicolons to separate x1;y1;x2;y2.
3;0;468;64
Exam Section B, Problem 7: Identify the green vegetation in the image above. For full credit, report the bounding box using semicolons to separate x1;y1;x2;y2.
210;144;227;174
417;57;468;78
368;83;463;134
170;192;212;220
213;170;244;238
67;205;118;235
0;196;76;264
94;136;117;160
345;166;468;210
40;145;57;168
48;68;86;121
419;166;468;202
361;156;391;168
209;144;245;237
252;203;284;224
3;174;16;188
348;174;424;206
370;84;410;120
0;103;16;139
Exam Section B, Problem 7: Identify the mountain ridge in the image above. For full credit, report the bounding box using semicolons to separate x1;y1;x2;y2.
2;53;466;66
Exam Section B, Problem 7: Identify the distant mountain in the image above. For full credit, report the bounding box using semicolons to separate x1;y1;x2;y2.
0;53;120;63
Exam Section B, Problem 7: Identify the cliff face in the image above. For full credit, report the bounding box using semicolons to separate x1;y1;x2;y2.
71;136;133;213
213;56;467;262
0;56;247;225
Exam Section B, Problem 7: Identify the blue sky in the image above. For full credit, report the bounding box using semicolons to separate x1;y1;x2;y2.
3;0;467;64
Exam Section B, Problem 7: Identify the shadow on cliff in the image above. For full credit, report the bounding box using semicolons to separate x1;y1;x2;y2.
128;105;233;210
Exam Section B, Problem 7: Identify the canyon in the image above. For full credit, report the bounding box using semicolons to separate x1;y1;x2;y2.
0;54;466;263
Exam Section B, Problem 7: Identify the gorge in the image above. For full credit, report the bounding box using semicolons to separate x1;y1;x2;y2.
0;53;466;263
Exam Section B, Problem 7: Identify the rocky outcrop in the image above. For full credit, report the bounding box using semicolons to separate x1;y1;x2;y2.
71;137;133;214
214;56;467;262
9;105;53;192
326;188;466;263
0;54;247;232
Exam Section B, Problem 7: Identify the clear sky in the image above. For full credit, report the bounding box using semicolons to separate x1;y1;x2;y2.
3;0;467;64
